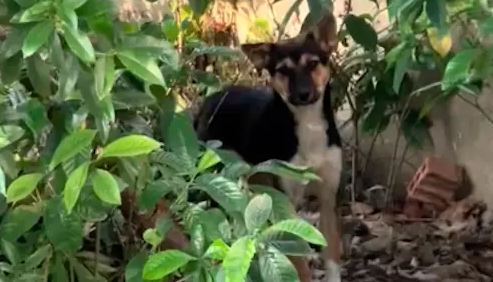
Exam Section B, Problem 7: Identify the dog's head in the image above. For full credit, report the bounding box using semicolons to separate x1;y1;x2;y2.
241;13;338;106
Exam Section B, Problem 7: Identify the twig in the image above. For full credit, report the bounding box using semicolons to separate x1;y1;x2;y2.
94;222;101;278
457;93;493;125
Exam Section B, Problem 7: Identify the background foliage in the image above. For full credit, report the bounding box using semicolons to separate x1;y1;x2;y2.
0;0;491;281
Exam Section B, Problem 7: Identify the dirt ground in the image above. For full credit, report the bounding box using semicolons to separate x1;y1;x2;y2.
299;150;493;282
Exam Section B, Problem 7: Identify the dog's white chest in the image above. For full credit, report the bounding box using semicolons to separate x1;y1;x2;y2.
290;102;332;168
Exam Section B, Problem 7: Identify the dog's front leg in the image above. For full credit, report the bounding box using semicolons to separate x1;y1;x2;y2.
317;146;343;282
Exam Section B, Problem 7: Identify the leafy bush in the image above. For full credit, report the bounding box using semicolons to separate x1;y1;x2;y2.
0;0;328;281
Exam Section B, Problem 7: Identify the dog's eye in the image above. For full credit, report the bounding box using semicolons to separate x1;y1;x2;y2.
276;67;292;76
306;60;319;70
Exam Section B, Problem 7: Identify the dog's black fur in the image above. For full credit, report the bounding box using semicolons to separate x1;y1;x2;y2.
194;85;341;165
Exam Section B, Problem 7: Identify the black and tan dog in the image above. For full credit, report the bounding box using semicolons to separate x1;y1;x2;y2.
194;12;343;282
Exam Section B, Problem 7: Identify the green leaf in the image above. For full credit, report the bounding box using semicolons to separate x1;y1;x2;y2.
63;162;90;213
188;0;211;16
200;209;232;242
49;129;97;171
22;20;54;57
222;236;256;282
63;0;89;10
26;54;52;97
344;14;378;51
244;194;272;233
261;232;312;256
180;223;199;257
165;111;200;170
0;26;30;60
91;168;121;205
0;125;25;150
401;109;433;149
425;0;447;34
117;50;165;86
19;98;50;139
143;228;163;248
11;1;51;23
387;0;415;20
6;173;44;203
250;160;319;184
94;55;116;99
44;197;83;252
259;246;300;282
441;48;479;91
0;52;24;85
250;185;296;222
480;17;493;35
1;239;20;265
125;252;147;282
197;148;221;172
204;239;230;260
0;203;42;241
98;135;162;160
142;250;196;280
138;178;175;211
195;174;248;214
22;244;52;270
392;46;413;94
262;219;326;246
62;24;95;63
56;51;80;99
112;89;157;109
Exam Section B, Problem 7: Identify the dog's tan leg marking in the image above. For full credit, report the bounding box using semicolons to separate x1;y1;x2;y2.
316;146;343;282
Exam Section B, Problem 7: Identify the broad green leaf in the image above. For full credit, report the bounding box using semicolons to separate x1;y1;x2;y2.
259;246;299;282
11;1;51;23
344;14;378;51
188;0;211;16
401;109;433;149
195;174;248;214
138;178;176;211
112;89;157;109
14;0;37;8
392;46;413;94
26;54;52;97
56;3;78;29
22;20;54;57
261;232;312;256
385;42;406;68
63;162;90;213
0;52;23;84
250;185;296;222
44;198;83;252
68;255;107;281
19;98;50;139
191;223;205;256
91;169;121;205
0;26;30;60
125;252;147;282
425;0;447;34
117;50;165;86
387;0;415;20
22;244;52;270
94;55;115;98
244;194;272;233
197;149;221;172
0;203;42;241
56;51;80;99
1;239;20;265
222;236;256;282
51;254;69;282
480;17;493;35
62;24;95;63
97;135;162;160
165;111;199;169
204;238;230;260
49;129;97;171
441;48;479;91
262;219;326;246
250;160;319;184
142;250;196;280
200;208;232;242
74;184;112;222
63;0;89;9
6;173;44;203
0;125;25;150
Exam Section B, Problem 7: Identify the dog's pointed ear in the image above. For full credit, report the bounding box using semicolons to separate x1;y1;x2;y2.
240;43;274;70
308;13;338;54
